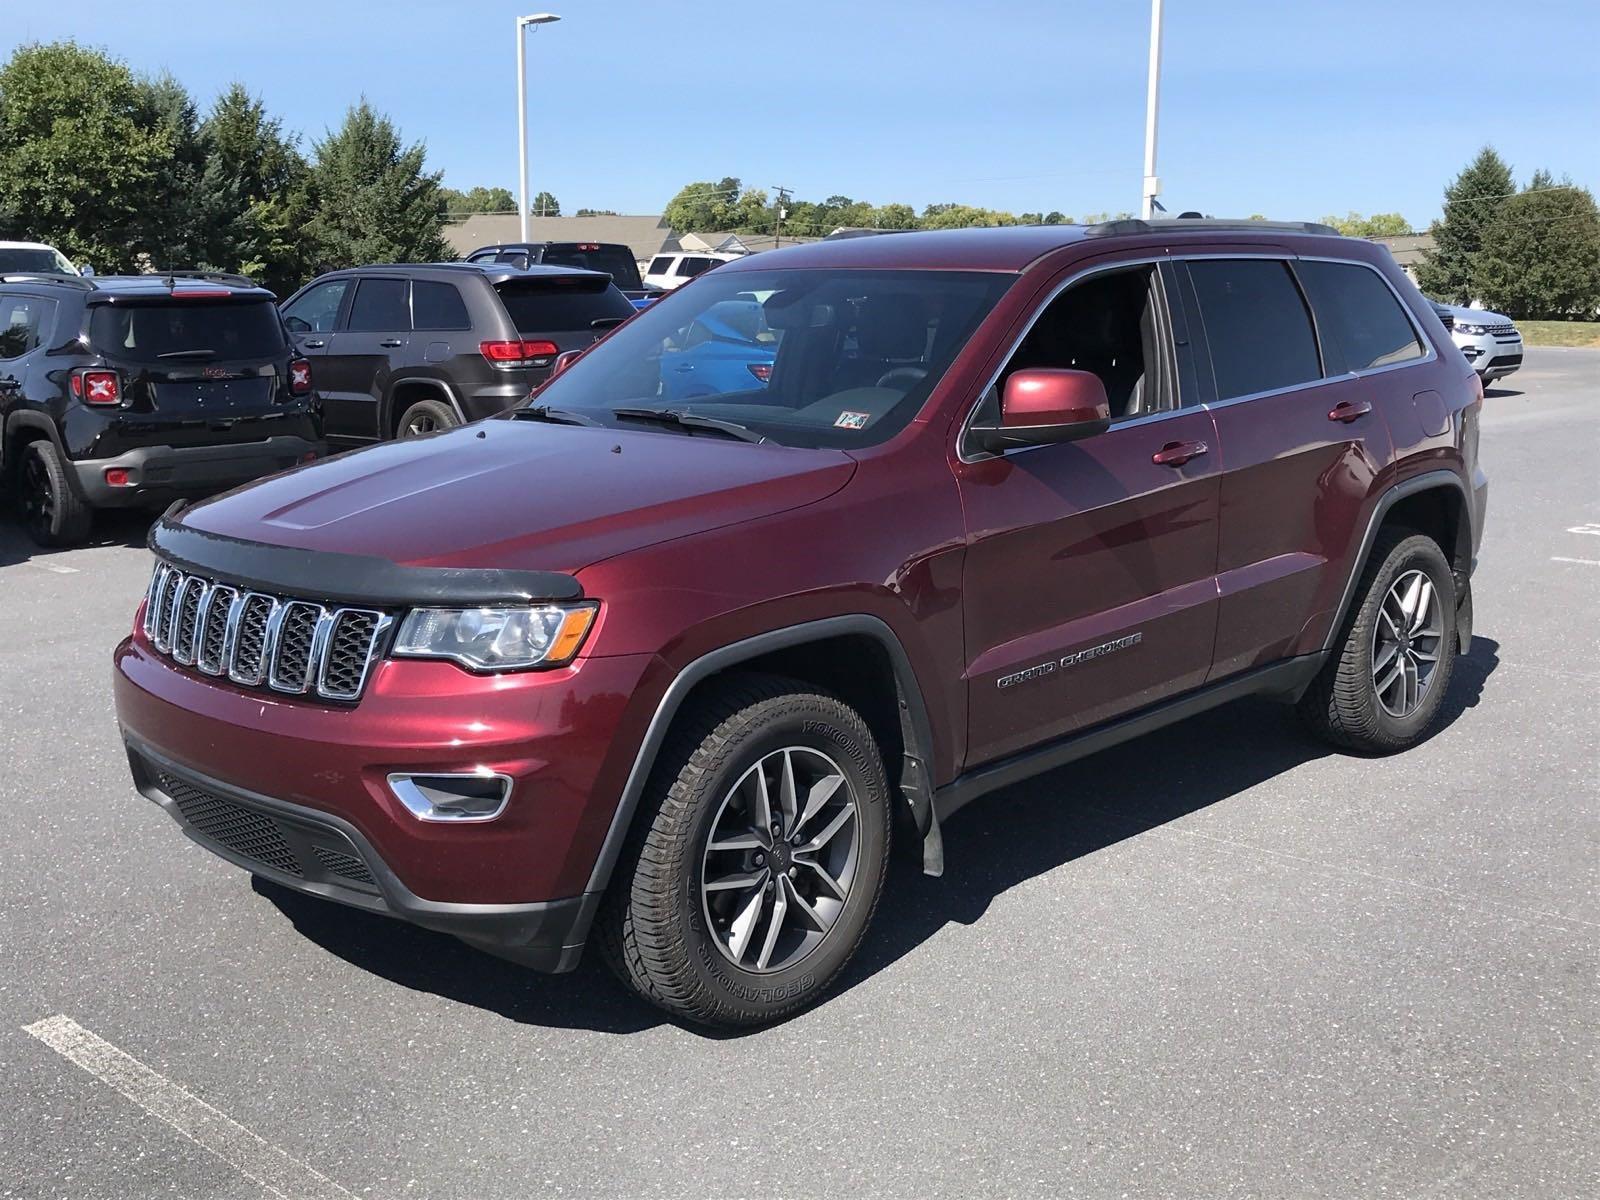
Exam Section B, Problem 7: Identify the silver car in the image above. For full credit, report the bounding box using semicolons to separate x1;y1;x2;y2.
1444;304;1523;385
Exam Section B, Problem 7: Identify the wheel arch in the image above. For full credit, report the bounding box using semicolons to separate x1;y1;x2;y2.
2;410;67;483
1324;470;1474;657
383;376;465;438
582;616;943;909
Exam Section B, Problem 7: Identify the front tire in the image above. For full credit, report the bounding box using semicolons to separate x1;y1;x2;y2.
1299;530;1458;753
600;674;891;1028
19;440;92;548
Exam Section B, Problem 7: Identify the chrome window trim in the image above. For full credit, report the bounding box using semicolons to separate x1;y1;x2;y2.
956;254;1180;464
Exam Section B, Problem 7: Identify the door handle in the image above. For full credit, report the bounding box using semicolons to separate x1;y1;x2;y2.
1152;440;1208;467
379;339;404;348
303;339;326;349
1328;399;1372;423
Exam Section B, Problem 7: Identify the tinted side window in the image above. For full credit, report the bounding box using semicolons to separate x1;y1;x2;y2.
412;280;471;330
0;295;54;358
347;278;411;332
677;257;714;278
1296;260;1424;374
282;279;348;333
647;256;673;276
1187;259;1321;400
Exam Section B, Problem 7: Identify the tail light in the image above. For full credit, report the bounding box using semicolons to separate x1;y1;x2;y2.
73;370;121;406
481;339;560;367
289;359;313;395
747;363;773;383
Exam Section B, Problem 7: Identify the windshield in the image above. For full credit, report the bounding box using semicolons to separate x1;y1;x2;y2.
540;245;644;291
89;300;287;362
525;268;1012;449
0;247;75;275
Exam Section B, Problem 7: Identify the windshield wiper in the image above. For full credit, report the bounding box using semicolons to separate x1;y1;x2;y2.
511;404;603;427
156;349;216;359
611;407;766;444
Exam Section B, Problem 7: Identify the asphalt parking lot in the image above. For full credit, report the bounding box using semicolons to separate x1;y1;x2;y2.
2;349;1596;1200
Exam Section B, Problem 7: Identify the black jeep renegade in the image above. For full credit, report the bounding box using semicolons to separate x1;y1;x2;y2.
0;271;324;547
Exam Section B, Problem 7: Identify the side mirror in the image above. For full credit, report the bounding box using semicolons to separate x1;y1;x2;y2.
79;264;95;277
970;368;1110;453
550;348;584;378
284;315;311;334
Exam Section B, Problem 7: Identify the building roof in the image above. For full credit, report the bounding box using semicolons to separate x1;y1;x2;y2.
444;214;673;266
1369;233;1434;267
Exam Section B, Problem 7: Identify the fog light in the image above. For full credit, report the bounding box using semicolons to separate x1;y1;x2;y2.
104;468;132;487
387;771;512;822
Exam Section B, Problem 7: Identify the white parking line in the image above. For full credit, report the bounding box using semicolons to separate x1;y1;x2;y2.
23;1015;355;1200
1552;556;1600;566
24;560;79;574
1567;523;1600;536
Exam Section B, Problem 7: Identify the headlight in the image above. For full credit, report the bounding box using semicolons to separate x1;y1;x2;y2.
393;603;597;671
1456;323;1488;336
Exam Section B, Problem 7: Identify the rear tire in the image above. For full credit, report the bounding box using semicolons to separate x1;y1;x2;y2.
1298;530;1457;753
599;673;891;1028
396;398;458;439
19;440;92;548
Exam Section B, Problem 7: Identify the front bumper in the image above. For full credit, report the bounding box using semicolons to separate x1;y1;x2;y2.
127;737;596;970
1451;330;1523;381
71;436;323;508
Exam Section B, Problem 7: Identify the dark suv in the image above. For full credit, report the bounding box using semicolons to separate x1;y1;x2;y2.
280;263;635;441
1;272;321;547
465;242;659;305
113;220;1487;1028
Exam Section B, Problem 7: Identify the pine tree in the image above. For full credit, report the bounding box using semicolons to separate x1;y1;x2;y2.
1473;173;1600;319
1416;147;1515;302
305;102;451;271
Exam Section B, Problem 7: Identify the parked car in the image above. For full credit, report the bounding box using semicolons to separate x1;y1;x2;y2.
1443;304;1523;386
657;296;778;402
114;220;1486;1028
1;271;321;547
643;250;741;291
279;263;635;441
464;242;661;307
0;240;80;276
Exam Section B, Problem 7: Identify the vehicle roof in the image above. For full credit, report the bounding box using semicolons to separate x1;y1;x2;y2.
470;241;633;252
0;272;275;299
721;218;1353;274
320;262;613;285
0;240;63;251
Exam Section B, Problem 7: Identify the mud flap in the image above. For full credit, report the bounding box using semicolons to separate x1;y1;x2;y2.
1456;576;1473;654
899;751;943;877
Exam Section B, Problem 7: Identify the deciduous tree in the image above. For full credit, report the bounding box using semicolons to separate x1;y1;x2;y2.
1473;172;1600;319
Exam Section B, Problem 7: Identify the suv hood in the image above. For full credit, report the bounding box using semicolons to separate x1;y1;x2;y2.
177;420;856;575
1447;304;1512;325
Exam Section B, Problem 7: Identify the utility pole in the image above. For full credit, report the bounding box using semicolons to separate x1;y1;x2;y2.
1141;0;1164;220
773;186;792;248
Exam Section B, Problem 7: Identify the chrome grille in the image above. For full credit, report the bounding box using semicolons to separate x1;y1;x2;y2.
143;561;390;703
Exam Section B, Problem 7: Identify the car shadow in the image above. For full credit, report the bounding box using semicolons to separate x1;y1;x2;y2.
1482;385;1523;399
0;509;152;569
255;637;1500;1038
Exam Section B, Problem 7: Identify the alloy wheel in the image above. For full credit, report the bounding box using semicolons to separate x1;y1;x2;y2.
404;414;439;437
21;451;53;536
1371;569;1444;718
699;746;861;974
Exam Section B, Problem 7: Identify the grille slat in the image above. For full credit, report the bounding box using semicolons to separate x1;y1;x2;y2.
142;561;387;702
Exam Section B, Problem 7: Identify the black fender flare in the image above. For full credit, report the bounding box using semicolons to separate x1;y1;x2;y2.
1323;469;1474;657
2;410;68;480
579;615;943;918
382;377;467;436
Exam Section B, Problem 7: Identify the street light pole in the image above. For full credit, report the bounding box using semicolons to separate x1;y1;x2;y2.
516;13;561;244
1141;0;1164;219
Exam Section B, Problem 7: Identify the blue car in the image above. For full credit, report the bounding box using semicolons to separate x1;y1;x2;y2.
659;299;777;402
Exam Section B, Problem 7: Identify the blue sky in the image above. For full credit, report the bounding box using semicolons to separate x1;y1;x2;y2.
8;1;1598;226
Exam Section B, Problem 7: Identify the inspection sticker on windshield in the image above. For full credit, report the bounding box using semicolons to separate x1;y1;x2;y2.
834;411;871;430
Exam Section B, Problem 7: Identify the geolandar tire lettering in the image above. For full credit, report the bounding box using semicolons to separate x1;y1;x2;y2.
598;672;891;1028
1299;528;1458;754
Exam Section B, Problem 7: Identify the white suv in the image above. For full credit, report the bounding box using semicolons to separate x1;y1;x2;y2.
1445;304;1523;386
643;250;741;291
0;241;80;276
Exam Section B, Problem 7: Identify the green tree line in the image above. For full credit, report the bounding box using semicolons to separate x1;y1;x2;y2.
0;41;453;297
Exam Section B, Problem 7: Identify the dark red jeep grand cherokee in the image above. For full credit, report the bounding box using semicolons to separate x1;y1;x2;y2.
114;220;1487;1027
